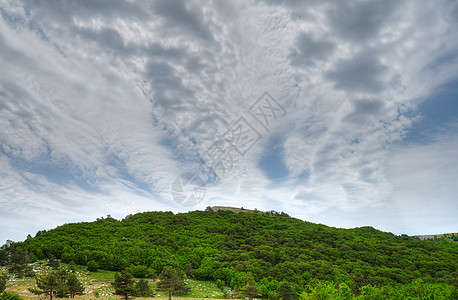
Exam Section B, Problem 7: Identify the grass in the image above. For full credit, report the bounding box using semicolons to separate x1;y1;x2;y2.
2;262;226;300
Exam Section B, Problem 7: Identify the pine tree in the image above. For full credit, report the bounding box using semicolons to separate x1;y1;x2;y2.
48;256;60;270
54;269;69;298
0;274;9;293
113;268;136;300
157;267;186;300
67;274;84;298
135;279;154;297
32;272;59;300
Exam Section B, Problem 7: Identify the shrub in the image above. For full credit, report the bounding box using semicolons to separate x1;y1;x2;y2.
87;260;99;272
0;291;23;300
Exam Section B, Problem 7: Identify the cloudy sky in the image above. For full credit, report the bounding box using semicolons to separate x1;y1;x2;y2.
1;0;458;243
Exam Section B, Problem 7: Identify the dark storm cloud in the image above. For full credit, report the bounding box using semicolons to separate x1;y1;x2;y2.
288;32;336;67
326;51;388;93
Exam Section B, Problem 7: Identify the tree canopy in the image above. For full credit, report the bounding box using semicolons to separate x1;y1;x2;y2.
7;209;457;299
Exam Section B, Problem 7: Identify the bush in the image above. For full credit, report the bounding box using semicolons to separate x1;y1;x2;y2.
216;279;225;291
0;291;23;300
87;260;99;272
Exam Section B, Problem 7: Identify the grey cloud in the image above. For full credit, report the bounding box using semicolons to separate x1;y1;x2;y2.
261;0;327;10
288;32;336;67
1;0;457;242
353;99;384;115
145;61;194;111
25;0;149;22
344;99;385;124
144;43;207;74
71;26;135;57
326;51;388;93
328;0;400;43
152;0;215;43
359;167;376;183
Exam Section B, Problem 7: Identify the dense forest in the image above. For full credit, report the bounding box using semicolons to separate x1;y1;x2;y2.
1;208;457;299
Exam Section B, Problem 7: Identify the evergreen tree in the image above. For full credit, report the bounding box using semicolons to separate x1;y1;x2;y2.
185;263;193;278
135;279;154;297
48;256;60;270
67;273;84;298
0;250;8;266
0;274;8;293
157;267;186;300
113;268;136;300
31;272;59;300
54;269;69;298
7;247;30;277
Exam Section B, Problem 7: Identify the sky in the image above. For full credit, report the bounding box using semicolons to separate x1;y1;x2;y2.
1;0;458;243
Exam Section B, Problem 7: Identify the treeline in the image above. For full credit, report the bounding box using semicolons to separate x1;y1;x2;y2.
2;210;457;298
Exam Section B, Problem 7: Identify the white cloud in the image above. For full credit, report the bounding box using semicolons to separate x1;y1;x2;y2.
1;0;458;242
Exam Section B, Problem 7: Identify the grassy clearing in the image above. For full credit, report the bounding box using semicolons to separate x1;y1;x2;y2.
2;263;226;300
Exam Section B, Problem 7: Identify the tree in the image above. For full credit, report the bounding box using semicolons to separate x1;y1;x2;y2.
157;266;186;300
29;270;69;300
338;283;353;300
130;265;152;278
185;263;193;278
239;273;260;300
0;274;8;293
277;282;295;300
299;281;338;300
7;247;31;278
87;260;99;272
67;274;84;298
135;279;154;297
0;250;8;266
113;268;136;300
216;279;225;291
48;257;60;270
54;269;69;298
31;272;60;300
0;291;23;300
9;247;28;266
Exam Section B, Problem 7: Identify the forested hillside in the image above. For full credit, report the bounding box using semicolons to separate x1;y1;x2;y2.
2;209;458;298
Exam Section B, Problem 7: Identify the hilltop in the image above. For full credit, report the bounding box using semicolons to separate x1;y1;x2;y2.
2;209;457;298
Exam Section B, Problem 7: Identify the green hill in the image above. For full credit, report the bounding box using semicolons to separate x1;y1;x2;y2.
2;209;458;298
